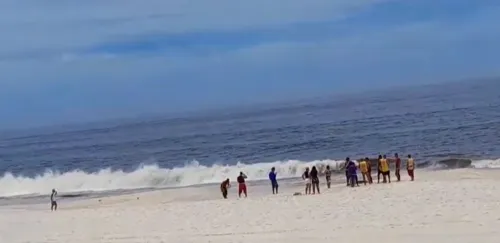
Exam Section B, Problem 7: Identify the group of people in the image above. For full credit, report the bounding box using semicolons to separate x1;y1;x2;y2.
219;154;416;198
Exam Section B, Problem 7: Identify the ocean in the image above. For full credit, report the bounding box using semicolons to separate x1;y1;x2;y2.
1;79;500;199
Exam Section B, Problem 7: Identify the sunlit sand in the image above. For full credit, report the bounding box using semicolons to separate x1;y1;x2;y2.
1;169;500;243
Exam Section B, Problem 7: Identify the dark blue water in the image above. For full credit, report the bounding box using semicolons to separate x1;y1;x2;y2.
0;79;499;197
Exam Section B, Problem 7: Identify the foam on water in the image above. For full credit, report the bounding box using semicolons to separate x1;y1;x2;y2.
1;158;499;197
0;159;344;197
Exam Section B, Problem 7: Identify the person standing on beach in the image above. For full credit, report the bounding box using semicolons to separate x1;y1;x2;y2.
394;153;401;182
344;157;350;186
359;159;369;185
377;155;383;183
365;157;373;184
269;167;278;194
348;160;359;187
302;167;311;195
220;179;231;199
380;155;391;183
50;189;57;211
237;172;248;198
407;154;415;181
310;166;320;194
325;165;332;189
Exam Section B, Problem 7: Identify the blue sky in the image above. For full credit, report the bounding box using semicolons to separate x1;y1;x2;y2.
0;0;499;128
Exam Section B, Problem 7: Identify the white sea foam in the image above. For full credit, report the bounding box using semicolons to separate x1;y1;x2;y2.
1;158;498;197
0;159;343;197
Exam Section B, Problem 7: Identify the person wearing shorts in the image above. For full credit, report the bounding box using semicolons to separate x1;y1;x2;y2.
380;155;391;183
365;157;373;184
269;167;279;194
50;189;58;211
302;167;311;195
325;165;332;189
359;159;369;185
407;154;415;181
237;172;248;198
220;179;230;199
394;153;401;181
377;155;383;183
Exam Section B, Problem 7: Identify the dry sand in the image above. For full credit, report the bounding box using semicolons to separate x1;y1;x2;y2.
1;169;500;243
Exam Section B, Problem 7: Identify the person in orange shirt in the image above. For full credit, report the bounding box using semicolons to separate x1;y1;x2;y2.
358;159;369;185
380;155;391;183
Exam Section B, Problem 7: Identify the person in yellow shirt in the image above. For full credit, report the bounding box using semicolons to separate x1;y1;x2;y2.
407;154;415;181
358;159;369;185
380;154;391;183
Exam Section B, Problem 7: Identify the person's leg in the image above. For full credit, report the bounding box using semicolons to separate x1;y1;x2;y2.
54;202;57;211
316;182;320;194
345;171;349;186
238;184;243;198
387;172;391;183
244;185;247;197
355;175;359;186
362;173;367;185
312;182;317;194
275;184;279;194
378;170;381;183
396;170;401;181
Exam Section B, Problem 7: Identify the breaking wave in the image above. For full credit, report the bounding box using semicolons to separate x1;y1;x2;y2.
1;158;499;197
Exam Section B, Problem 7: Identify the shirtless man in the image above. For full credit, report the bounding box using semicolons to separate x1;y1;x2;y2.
394;153;401;181
50;189;57;211
325;165;332;189
377;155;383;183
220;179;231;199
302;167;311;195
237;172;248;198
344;157;350;186
365;157;373;184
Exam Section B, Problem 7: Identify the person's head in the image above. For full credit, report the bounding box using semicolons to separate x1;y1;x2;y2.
346;157;350;162
226;178;230;183
240;171;243;176
305;167;309;171
365;157;369;161
52;189;56;193
312;166;317;171
271;167;275;172
378;155;382;159
395;153;399;158
383;154;387;159
408;154;412;158
326;165;330;170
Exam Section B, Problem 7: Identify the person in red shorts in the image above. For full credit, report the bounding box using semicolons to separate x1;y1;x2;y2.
237;172;248;198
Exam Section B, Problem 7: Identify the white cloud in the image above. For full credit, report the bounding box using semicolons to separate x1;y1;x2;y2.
0;0;392;60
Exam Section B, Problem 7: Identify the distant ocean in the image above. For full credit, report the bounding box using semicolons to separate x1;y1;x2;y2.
1;79;500;198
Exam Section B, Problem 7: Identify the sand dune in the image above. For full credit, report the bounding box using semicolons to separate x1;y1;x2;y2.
1;169;500;243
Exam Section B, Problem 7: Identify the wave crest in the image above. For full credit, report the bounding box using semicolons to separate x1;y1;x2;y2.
0;159;343;197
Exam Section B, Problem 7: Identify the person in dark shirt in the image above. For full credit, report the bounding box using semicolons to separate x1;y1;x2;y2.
237;172;248;198
50;189;57;211
220;179;231;199
310;166;320;194
394;153;401;181
302;167;311;195
344;157;350;186
269;167;278;194
348;160;359;187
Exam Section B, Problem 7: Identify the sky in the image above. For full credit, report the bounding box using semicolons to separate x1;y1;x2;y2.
0;0;499;129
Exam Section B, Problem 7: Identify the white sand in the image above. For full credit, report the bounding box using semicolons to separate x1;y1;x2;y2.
2;169;500;243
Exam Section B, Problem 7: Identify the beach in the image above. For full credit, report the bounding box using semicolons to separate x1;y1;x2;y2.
2;169;500;243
